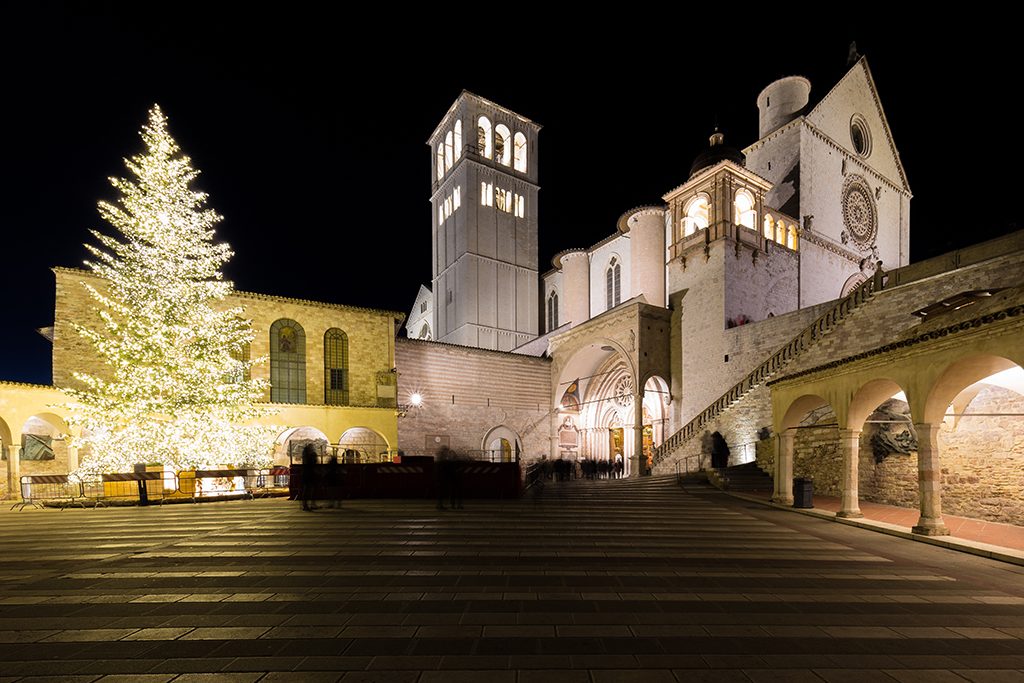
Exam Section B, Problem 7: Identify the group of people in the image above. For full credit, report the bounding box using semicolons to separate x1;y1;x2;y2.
540;454;625;481
299;443;350;511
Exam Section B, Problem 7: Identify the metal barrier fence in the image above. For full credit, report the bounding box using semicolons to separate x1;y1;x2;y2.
12;467;291;510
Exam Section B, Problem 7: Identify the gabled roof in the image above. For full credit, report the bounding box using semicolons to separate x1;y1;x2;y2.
806;56;910;192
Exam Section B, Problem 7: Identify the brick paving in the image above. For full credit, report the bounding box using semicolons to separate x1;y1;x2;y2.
1;475;1023;681
744;490;1024;553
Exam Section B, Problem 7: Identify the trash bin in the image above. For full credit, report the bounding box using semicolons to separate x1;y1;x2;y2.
793;477;814;508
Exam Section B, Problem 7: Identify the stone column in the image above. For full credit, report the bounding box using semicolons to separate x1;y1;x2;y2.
631;392;646;478
837;429;863;518
773;429;794;505
66;445;79;473
912;423;950;536
6;443;21;500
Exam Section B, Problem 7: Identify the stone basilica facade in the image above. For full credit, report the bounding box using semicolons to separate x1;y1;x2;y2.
404;57;911;472
2;55;1021;532
398;56;1024;531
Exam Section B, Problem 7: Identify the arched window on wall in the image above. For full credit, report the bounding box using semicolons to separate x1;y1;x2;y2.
495;124;511;166
270;319;306;404
513;132;527;172
324;328;349;406
734;189;755;230
436;145;444;181
776;219;786;245
453;120;462;160
763;213;774;239
683;195;709;237
547;290;559;332
444;131;454;171
787;225;798;250
606;257;621;310
478;116;492;159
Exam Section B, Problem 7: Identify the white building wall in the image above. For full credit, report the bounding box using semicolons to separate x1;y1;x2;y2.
588;235;631;315
744;123;803;218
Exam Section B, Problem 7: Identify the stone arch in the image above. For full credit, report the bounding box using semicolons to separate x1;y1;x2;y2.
923;354;1022;424
847;377;909;430
774;392;837;506
0;415;12;449
275;426;328;465
779;393;832;432
913;353;1024;529
482;425;521;462
553;337;637;463
642;375;671;450
339;427;391;463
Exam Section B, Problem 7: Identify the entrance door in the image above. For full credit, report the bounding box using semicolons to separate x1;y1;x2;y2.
643;424;653;472
608;427;624;464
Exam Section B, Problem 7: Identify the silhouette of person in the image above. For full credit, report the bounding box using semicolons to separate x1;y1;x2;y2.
300;443;318;511
325;453;341;508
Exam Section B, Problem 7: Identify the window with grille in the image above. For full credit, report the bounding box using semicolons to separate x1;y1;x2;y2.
324;328;349;405
270;319;306;404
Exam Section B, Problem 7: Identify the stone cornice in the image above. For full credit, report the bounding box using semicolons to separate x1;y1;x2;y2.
617;205;667;233
52;267;407;322
797;229;865;265
802;121;910;197
768;304;1024;387
397;337;552;364
0;380;60;390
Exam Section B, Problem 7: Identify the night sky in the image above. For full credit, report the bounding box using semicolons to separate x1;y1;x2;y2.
2;7;1018;384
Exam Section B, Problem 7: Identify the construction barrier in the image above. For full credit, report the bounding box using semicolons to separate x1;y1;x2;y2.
12;467;291;510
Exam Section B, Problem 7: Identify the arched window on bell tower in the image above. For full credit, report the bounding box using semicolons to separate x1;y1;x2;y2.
453;119;462;160
478;116;493;159
513;132;527;172
683;194;710;237
606;257;621;311
734;189;756;230
495;124;511;166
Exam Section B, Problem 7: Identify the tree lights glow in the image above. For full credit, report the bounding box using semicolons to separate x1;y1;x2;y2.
65;105;277;475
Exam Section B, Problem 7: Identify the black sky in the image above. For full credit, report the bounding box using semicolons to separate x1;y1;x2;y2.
2;6;1019;384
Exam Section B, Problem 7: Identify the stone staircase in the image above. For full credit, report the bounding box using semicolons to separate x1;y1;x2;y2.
706;462;773;492
653;268;887;470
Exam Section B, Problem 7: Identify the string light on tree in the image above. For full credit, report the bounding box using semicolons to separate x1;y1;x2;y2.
65;105;277;475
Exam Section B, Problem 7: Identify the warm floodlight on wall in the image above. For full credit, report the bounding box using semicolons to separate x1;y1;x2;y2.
398;391;424;418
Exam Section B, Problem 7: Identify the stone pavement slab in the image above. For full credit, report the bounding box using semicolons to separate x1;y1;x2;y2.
0;476;1021;681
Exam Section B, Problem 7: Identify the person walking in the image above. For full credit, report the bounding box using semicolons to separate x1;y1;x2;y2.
325;452;341;508
300;443;318;511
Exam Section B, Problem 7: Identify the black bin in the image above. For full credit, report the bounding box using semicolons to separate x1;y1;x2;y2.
793;477;814;508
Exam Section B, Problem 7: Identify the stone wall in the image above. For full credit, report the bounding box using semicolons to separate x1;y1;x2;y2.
934;386;1024;524
395;338;551;459
52;268;402;407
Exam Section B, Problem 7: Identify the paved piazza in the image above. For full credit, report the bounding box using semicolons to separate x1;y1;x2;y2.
1;477;1023;682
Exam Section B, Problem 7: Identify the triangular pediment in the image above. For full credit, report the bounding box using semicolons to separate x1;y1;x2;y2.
806;57;910;192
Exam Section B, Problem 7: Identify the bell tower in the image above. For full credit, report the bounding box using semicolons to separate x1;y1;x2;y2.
428;91;541;352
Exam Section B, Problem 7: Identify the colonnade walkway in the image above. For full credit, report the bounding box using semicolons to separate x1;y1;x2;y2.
0;476;1022;682
742;490;1024;554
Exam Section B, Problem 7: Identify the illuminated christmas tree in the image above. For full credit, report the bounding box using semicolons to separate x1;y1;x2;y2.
66;105;276;475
